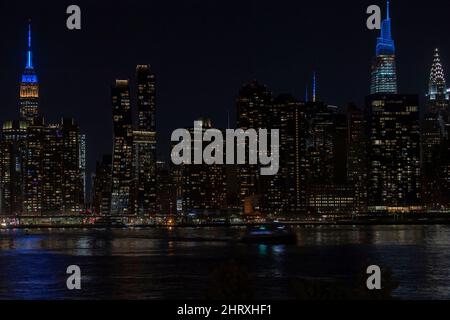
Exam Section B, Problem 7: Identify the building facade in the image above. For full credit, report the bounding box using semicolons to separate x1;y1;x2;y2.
177;118;227;214
0;121;27;215
92;155;113;215
265;94;307;214
236;80;272;213
110;80;134;215
366;94;421;212
134;65;157;215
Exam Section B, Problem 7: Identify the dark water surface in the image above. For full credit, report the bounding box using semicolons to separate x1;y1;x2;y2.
0;225;449;300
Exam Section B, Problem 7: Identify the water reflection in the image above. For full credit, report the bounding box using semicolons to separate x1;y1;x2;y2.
0;225;449;299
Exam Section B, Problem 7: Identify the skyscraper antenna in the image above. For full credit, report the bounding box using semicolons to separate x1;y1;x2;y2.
386;1;390;20
27;19;33;69
312;71;317;103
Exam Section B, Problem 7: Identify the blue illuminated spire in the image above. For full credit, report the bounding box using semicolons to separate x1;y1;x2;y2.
26;20;33;69
386;0;390;19
376;1;395;56
370;1;397;94
21;20;37;84
312;72;317;102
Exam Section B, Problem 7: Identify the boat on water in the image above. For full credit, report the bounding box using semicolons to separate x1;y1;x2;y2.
241;224;297;245
93;217;126;229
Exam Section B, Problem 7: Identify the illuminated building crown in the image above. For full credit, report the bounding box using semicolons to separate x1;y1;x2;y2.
429;48;447;97
22;21;38;84
376;1;395;56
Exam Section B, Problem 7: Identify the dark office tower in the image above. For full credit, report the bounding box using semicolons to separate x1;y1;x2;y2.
133;130;157;215
156;161;177;216
171;160;183;215
0;140;12;215
304;102;338;185
79;133;87;208
92;155;113;215
347;104;368;212
366;94;421;212
134;64;157;216
370;1;398;94
136;65;156;132
19;22;39;124
24;118;62;215
278;95;307;213
236;81;272;213
304;101;358;215
23;117;45;214
237;80;271;129
179;118;227;213
427;48;450;115
421;112;443;209
265;94;307;214
41;124;63;214
0;121;28;215
440;140;450;206
333;114;349;184
111;80;134;215
61;119;82;214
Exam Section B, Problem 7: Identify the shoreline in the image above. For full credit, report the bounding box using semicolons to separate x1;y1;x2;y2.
3;219;450;230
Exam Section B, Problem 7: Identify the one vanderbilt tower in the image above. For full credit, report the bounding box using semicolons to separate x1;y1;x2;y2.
19;21;39;124
370;1;398;94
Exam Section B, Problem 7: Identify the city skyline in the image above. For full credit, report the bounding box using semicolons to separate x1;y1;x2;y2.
1;0;450;180
3;1;450;215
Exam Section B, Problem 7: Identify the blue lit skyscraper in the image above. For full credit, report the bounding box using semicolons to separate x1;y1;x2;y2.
370;1;398;94
19;21;39;123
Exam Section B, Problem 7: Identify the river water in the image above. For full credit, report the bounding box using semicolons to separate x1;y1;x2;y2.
0;225;449;300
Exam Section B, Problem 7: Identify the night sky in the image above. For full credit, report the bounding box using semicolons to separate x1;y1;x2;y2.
1;0;450;184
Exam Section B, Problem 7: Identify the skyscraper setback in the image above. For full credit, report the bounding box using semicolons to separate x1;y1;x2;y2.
370;1;398;94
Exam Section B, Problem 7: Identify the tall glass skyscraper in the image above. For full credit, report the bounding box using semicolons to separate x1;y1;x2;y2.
111;80;134;215
134;65;157;215
370;1;398;94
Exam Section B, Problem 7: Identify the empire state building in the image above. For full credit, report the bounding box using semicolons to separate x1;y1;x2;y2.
370;1;398;94
19;21;39;124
